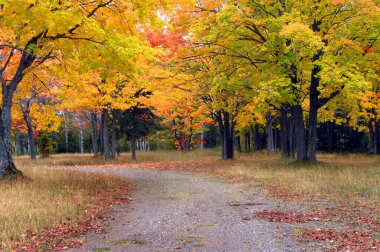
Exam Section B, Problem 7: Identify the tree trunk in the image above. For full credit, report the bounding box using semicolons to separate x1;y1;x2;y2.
0;101;23;177
244;132;251;152
26;119;37;160
235;135;242;153
225;113;234;159
102;110;110;160
252;124;261;152
374;119;379;155
186;135;192;152
21;104;36;160
288;112;295;159
79;122;84;154
280;108;290;157
64;113;69;153
111;110;118;159
216;111;226;159
91;113;99;157
265;111;275;155
200;128;204;150
65;128;69;152
307;49;330;161
216;111;234;159
307;101;318;161
292;105;307;161
131;140;137;161
327;121;334;153
100;113;105;156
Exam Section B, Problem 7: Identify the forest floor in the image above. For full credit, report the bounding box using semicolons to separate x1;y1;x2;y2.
0;159;132;251
7;150;380;251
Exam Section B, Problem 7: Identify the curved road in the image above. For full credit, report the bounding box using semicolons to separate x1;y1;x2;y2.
68;168;321;252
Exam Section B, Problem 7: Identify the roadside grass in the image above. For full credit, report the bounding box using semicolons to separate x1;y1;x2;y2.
222;152;380;208
33;149;380;208
14;149;219;167
11;150;379;250
0;159;130;250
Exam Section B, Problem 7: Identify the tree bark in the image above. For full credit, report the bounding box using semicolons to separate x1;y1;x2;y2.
0;42;40;177
327;121;334;153
216;111;234;159
374;119;379;155
217;112;226;159
244;132;251;152
131;140;137;161
79;121;84;154
64;113;69;153
200;128;204;150
292;105;307;161
91;113;99;157
102;110;110;160
288;112;295;159
20;102;37;160
225;113;235;159
186;135;192;152
280;108;290;157
100;113;105;156
235;135;242;153
111;110;118;159
265;111;275;155
307;96;319;161
252;124;261;152
306;47;344;161
0;102;23;177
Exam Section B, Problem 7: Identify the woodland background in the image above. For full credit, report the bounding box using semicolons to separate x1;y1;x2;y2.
0;0;379;176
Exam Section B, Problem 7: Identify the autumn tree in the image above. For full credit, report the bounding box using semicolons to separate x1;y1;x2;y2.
1;0;192;175
146;29;214;152
182;0;379;161
0;0;122;177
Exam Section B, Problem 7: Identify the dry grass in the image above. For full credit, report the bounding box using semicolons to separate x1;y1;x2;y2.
6;150;378;247
0;158;129;249
34;150;380;208
222;152;380;207
13;150;218;166
116;149;379;207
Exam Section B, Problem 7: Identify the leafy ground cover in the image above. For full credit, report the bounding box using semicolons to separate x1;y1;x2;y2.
1;159;131;251
12;150;380;251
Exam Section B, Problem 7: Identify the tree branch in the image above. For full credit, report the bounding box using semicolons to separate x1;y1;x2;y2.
318;85;344;108
0;49;15;74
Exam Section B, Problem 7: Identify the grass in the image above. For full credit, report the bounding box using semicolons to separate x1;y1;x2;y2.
114;239;146;246
31;149;380;206
6;150;379;248
13;149;218;167
31;149;380;207
0;157;130;250
218;152;380;207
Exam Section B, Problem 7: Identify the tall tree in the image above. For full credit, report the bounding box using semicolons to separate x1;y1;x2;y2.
0;0;117;177
181;0;379;161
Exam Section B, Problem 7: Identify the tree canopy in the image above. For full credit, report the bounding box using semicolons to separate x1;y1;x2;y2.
1;0;379;177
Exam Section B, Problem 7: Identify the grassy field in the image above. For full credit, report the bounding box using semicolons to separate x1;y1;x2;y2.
0;157;130;250
5;150;379;249
32;149;380;208
207;152;380;206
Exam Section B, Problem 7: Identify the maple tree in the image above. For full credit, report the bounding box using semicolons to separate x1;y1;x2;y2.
13;69;62;160
0;0;191;176
0;0;120;176
165;0;380;160
0;0;379;176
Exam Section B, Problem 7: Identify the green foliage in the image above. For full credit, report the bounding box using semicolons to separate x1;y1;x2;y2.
37;132;55;158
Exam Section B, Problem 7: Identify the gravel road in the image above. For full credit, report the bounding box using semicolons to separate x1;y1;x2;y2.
68;168;323;252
